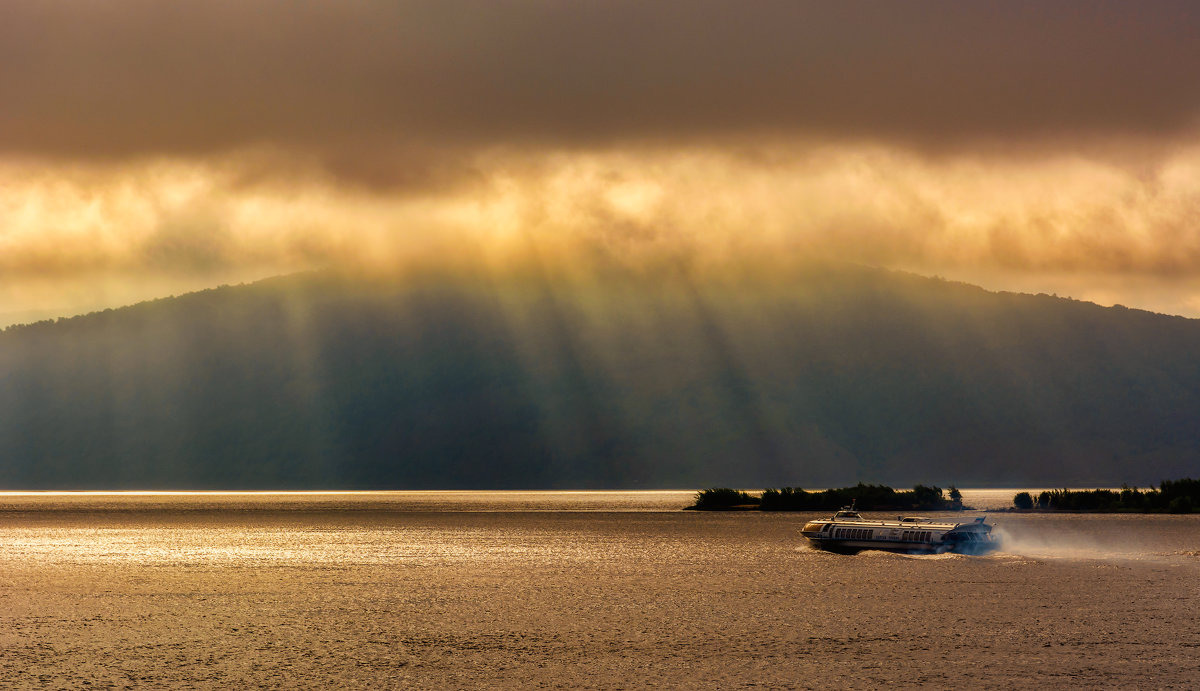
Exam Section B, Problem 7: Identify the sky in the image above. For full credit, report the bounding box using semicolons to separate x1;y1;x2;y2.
3;0;1200;325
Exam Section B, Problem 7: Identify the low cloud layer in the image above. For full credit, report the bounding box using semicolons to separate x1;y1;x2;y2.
4;142;1200;322
3;1;1199;163
2;1;1199;322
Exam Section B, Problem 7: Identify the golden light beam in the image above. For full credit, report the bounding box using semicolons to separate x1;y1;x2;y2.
3;139;1200;324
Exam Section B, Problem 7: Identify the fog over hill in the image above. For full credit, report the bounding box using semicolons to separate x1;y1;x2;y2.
1;263;1197;489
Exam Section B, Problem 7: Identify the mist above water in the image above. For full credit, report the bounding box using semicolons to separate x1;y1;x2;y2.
990;514;1200;563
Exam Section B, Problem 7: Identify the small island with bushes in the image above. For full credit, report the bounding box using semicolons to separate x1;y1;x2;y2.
1011;478;1200;513
686;483;966;511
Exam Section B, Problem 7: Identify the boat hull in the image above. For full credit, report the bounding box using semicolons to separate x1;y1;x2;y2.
804;537;951;555
804;537;998;555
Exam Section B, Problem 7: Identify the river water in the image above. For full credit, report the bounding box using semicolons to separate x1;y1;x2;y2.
1;491;1197;688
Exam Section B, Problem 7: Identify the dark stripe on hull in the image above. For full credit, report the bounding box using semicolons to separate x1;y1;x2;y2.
805;538;956;554
805;538;998;555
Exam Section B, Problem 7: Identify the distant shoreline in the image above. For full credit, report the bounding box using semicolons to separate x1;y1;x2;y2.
688;481;1200;514
1007;482;1199;514
685;484;967;512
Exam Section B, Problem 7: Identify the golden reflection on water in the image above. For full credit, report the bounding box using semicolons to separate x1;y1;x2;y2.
1;493;1198;687
0;490;696;513
0;494;709;570
1;491;1192;570
1;524;715;573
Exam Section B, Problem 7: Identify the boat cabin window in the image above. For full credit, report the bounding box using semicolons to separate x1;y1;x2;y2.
835;528;873;540
834;511;861;519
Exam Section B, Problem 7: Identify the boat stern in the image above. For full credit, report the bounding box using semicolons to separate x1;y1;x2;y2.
942;518;1001;555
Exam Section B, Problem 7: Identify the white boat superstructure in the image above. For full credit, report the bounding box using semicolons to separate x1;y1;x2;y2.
801;507;999;555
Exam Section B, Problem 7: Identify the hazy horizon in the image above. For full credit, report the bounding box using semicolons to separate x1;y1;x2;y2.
5;261;1200;332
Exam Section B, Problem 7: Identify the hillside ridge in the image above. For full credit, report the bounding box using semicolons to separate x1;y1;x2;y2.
2;262;1197;489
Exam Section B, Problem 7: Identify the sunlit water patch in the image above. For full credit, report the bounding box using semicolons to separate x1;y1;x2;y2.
1;492;1198;688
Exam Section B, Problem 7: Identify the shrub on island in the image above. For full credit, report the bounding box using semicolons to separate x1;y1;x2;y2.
688;483;963;511
688;487;762;510
1011;478;1200;512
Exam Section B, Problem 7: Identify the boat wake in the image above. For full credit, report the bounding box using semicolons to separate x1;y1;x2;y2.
859;550;972;561
990;525;1121;560
989;525;1187;563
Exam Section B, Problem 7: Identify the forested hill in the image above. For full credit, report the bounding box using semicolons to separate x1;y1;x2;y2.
2;263;1198;489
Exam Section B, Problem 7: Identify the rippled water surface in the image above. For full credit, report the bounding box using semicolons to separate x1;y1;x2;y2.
2;492;1197;688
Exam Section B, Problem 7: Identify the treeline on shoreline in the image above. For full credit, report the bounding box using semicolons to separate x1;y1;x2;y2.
1012;478;1200;513
686;483;964;511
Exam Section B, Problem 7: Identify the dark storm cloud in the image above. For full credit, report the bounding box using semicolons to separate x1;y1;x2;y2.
2;0;1198;163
